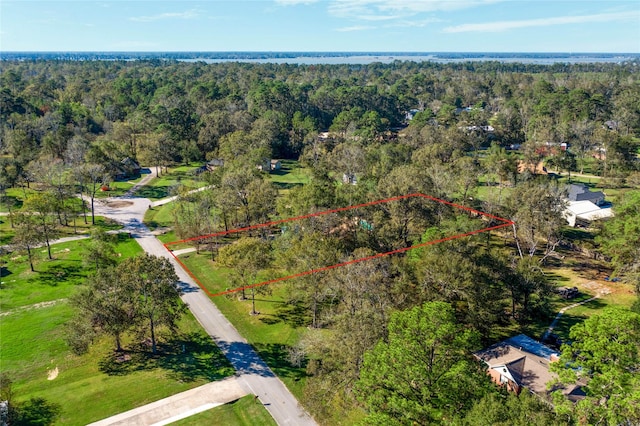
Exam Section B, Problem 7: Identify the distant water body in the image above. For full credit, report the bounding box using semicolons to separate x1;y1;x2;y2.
3;52;638;65
180;54;636;65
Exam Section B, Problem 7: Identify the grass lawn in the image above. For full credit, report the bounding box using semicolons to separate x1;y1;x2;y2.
0;213;122;247
135;165;207;200
1;234;141;311
94;179;137;199
144;202;175;230
1;305;234;426
1;234;234;425
269;160;310;193
1;186;38;212
173;395;276;426
523;261;637;341
179;253;308;398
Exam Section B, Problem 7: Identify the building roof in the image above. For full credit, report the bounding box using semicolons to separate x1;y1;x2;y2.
567;184;605;203
567;200;602;216
565;201;614;226
474;334;558;395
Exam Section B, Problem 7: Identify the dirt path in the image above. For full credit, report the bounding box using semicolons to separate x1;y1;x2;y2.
542;281;611;341
0;299;67;317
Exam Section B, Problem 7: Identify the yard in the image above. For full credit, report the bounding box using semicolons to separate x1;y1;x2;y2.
0;235;234;425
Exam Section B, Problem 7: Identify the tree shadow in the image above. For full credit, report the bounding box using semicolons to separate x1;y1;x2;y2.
135;186;171;200
258;315;281;325
274;300;309;328
272;181;304;190
252;342;308;381
0;266;12;278
30;263;83;287
14;396;62;426
215;340;275;377
177;280;200;294
98;333;233;382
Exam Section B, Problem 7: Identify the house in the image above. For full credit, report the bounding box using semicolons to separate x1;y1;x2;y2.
474;334;560;395
565;200;614;227
257;159;282;172
342;173;357;185
475;334;585;402
206;158;224;171
114;157;141;180
567;183;605;206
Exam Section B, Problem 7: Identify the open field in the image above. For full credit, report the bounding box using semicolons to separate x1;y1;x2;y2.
94;176;143;199
268;160;310;193
134;165;207;200
172;395;277;426
1;234;141;310
1;235;234;425
2;306;234;425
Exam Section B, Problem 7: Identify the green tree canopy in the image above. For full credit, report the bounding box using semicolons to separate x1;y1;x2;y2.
356;301;493;424
596;190;640;291
552;306;640;425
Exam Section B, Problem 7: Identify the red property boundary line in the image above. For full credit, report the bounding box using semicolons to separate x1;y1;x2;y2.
163;193;514;297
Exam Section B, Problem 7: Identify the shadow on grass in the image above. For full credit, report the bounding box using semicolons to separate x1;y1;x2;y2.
545;272;571;283
274;300;308;328
1;266;11;278
135;186;171;200
272;182;304;190
253;343;308;381
99;332;233;382
30;262;83;286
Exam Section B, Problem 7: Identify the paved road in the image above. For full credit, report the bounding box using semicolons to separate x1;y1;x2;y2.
91;193;316;425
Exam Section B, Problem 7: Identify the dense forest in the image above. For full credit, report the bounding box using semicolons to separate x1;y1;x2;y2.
1;58;639;425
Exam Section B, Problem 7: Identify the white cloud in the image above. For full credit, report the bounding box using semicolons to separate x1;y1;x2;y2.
385;17;443;27
275;0;319;5
129;9;199;23
336;25;376;32
443;11;640;33
358;14;405;21
329;0;501;19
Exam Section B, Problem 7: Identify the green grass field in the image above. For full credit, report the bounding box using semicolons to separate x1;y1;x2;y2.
2;306;234;425
1;235;234;425
1;186;37;212
135;165;207;200
268;160;310;193
173;395;276;426
1;234;141;310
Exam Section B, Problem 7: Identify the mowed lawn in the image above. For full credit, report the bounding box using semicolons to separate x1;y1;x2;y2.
268;160;310;193
1;236;234;425
135;165;207;200
173;395;276;426
1;234;140;310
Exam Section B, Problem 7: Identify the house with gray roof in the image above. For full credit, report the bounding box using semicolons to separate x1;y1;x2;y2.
567;183;605;206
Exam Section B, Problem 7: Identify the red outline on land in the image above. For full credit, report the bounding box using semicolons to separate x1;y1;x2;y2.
164;193;514;297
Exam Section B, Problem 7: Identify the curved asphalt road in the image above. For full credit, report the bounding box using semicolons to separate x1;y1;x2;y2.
93;194;316;425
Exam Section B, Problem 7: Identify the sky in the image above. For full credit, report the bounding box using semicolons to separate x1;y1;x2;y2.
1;0;639;52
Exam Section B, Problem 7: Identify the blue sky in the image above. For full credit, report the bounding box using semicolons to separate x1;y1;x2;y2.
1;0;639;52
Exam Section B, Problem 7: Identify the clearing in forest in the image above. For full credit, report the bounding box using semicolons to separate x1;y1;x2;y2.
165;193;513;297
